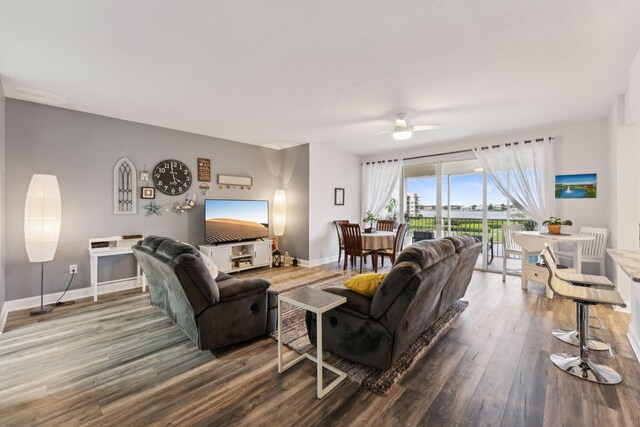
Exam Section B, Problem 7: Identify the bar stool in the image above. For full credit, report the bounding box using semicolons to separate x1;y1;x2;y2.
544;244;612;351
540;247;625;384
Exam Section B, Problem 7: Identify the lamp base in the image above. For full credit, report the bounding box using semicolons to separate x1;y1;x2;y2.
31;305;54;316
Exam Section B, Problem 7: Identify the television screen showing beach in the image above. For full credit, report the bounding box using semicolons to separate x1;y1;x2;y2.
205;200;269;243
555;173;597;199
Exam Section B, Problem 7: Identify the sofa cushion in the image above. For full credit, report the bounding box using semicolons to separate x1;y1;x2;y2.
443;234;477;251
344;273;388;298
141;235;173;252
174;253;220;305
371;239;455;319
324;287;372;317
156;240;200;261
217;276;271;302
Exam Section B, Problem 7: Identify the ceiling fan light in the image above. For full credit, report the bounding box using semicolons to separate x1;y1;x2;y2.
393;130;412;141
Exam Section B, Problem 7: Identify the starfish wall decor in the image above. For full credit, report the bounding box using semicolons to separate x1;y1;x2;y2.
143;200;164;216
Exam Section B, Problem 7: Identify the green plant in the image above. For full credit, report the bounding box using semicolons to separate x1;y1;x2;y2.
363;211;378;225
385;198;398;216
542;216;573;226
523;219;537;231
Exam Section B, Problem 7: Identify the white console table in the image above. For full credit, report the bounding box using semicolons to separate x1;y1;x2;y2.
88;236;145;302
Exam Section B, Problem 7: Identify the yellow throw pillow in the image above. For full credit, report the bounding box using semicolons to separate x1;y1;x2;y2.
344;273;388;298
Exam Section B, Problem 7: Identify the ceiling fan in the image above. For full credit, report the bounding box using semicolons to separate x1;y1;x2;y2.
375;113;441;141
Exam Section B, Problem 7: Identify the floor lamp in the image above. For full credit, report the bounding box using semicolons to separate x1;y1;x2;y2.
272;189;286;252
24;174;62;315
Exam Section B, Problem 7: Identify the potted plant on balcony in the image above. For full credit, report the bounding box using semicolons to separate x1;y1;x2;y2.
542;216;573;235
363;211;378;233
385;198;398;221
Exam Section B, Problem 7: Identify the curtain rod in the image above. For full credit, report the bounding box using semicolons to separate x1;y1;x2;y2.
363;159;400;165
402;137;552;161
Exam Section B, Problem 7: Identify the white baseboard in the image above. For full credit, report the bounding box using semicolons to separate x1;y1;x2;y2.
296;259;311;267
0;278;142;334
627;332;640;363
303;255;340;268
614;304;631;313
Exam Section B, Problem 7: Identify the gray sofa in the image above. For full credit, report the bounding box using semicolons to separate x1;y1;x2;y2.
132;236;278;350
306;235;482;370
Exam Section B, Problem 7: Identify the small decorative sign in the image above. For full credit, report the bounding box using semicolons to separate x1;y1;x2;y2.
198;158;211;182
218;174;252;186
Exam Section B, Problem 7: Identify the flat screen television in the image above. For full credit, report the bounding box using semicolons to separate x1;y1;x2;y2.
205;199;269;244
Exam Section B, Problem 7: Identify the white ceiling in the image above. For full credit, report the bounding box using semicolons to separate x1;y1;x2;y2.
1;1;640;155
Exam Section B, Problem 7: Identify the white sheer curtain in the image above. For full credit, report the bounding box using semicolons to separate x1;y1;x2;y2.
362;159;403;220
473;138;552;223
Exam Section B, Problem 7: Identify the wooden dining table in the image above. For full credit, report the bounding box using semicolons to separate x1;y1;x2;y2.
361;230;396;272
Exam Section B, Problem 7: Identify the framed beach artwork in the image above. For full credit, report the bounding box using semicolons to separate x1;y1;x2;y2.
555;173;597;199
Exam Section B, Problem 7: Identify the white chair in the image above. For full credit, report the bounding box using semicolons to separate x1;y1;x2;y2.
556;227;608;275
502;224;524;282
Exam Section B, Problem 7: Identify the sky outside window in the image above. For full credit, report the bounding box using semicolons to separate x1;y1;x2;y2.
407;173;506;207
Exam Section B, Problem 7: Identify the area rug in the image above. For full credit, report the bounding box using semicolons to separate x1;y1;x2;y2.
263;267;469;395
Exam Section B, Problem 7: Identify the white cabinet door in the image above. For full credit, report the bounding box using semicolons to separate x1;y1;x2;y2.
254;240;271;267
208;247;232;272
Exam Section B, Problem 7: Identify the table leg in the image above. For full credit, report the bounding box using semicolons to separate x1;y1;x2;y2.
142;272;147;293
277;296;283;373
317;311;323;399
521;249;528;290
90;255;98;302
575;241;583;274
373;250;378;272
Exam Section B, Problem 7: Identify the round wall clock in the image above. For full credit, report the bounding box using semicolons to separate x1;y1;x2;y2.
152;159;192;195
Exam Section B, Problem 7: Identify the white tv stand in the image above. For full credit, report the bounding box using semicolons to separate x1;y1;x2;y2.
200;239;271;273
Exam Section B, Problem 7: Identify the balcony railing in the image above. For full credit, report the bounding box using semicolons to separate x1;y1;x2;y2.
406;216;536;257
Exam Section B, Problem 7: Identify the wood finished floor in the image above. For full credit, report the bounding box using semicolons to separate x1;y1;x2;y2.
2;263;640;426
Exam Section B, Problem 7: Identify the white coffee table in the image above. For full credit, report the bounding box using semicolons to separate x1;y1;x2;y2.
277;287;348;399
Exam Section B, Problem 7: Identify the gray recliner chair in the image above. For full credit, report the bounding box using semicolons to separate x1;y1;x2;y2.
132;236;278;350
306;235;481;370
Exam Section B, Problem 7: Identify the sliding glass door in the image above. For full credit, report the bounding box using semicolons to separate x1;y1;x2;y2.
403;157;533;272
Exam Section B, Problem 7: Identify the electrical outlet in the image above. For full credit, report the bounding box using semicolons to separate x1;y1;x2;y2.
69;264;78;274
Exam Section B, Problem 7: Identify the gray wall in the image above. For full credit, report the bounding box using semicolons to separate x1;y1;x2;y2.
279;144;310;260
5;99;285;300
0;82;5;309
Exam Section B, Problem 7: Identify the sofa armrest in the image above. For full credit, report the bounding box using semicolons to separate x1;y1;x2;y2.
324;286;372;317
217;276;271;302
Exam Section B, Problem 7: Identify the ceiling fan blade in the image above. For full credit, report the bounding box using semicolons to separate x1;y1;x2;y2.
412;124;442;131
371;130;392;136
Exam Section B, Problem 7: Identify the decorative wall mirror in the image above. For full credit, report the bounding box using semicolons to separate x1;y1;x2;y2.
114;157;137;215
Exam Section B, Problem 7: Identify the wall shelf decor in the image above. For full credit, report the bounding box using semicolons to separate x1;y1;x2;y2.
218;174;252;186
114;157;137;215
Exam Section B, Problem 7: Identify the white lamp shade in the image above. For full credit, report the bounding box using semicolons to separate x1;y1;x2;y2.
24;174;62;262
273;189;286;236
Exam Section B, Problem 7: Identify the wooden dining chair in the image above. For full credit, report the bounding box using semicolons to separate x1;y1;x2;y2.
340;223;373;273
376;220;395;232
379;223;408;268
333;220;350;264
